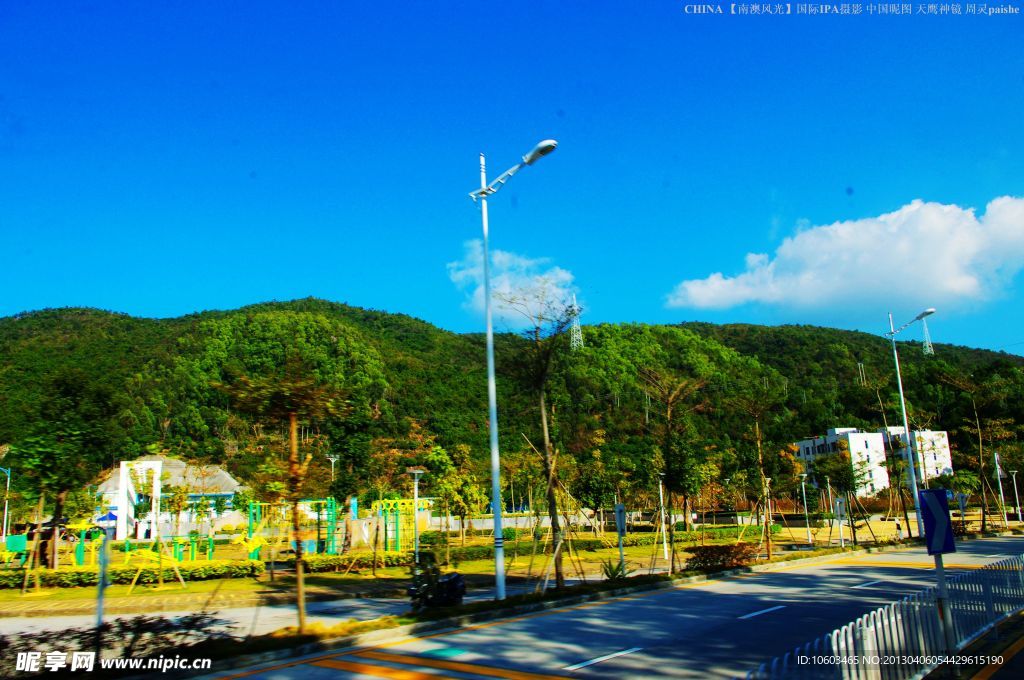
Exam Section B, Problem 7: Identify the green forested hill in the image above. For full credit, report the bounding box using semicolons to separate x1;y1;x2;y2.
1;300;1022;520
681;321;1024;442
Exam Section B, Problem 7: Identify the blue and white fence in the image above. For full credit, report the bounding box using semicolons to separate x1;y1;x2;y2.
747;554;1024;680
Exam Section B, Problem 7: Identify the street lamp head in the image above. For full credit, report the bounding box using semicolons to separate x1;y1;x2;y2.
915;307;936;320
800;473;808;480
406;466;428;477
522;139;558;165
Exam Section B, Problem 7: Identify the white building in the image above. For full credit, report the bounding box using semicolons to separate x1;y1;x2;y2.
881;427;954;488
96;454;244;540
793;428;890;496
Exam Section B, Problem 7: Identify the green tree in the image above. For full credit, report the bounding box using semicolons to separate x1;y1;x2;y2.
11;369;123;568
220;362;349;634
500;284;576;589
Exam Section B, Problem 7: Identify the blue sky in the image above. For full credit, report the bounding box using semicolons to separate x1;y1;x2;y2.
1;2;1023;352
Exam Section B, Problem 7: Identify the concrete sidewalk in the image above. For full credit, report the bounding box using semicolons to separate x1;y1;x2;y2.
0;581;407;617
0;596;410;639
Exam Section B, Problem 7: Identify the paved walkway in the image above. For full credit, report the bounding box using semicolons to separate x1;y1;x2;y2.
0;580;408;617
0;597;410;638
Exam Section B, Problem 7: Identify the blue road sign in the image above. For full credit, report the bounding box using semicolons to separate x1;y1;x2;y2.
614;504;626;538
920;489;956;555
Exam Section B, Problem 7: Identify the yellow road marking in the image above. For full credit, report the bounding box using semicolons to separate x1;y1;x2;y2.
356;650;568;679
310;658;446;679
972;633;1024;680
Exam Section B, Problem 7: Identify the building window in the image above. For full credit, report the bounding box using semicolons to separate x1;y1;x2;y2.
865;441;869;449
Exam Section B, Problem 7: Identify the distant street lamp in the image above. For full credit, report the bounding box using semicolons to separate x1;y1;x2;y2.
658;472;669;561
468;139;558;601
995;452;1009;526
886;307;935;538
326;454;339;482
1011;473;1019;524
800;473;812;545
407;467;427;565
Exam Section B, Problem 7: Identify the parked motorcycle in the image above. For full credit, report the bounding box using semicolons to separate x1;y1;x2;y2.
407;553;465;612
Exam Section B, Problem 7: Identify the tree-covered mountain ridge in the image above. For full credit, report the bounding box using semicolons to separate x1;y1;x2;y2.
2;298;1022;517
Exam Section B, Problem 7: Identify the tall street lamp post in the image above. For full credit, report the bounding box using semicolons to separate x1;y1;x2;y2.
659;472;669;561
327;454;338;482
468;139;558;601
800;473;812;545
407;466;427;565
995;452;1009;526
886;307;935;538
1012;471;1022;524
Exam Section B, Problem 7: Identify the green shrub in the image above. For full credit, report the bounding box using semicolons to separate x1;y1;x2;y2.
685;543;759;571
0;560;264;589
952;519;971;537
289;552;414;572
419;527;528;545
599;558;632;580
672;523;777;539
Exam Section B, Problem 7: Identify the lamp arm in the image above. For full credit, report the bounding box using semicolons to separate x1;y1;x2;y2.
469;162;526;200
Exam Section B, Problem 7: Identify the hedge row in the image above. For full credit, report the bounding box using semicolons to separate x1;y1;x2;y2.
0;559;264;589
684;544;760;571
419;527;527;545
671;524;780;539
297;552;414;572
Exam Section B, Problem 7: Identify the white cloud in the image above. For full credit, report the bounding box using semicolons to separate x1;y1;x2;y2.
447;240;577;326
666;196;1024;311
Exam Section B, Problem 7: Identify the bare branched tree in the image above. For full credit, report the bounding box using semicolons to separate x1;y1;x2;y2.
641;368;707;573
939;371;1009;531
497;279;576;589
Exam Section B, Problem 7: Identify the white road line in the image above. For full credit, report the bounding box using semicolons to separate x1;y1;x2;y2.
564;647;643;671
851;580;883;589
738;605;786;620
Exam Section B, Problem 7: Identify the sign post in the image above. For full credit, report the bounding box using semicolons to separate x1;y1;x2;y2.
95;513;116;657
406;467;427;565
834;497;846;548
920;489;957;654
614;504;626;575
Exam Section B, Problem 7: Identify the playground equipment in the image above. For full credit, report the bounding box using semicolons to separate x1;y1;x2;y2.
1;534;28;566
245;499;341;559
124;547;186;594
371;498;431;552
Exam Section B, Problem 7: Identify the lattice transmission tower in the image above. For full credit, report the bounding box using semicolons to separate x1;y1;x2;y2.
569;294;584;351
922;317;935;355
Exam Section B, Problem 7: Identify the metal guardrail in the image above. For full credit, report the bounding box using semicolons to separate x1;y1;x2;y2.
747;554;1024;680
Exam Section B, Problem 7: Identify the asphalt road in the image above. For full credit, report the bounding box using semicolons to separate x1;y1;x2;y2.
208;536;1024;679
